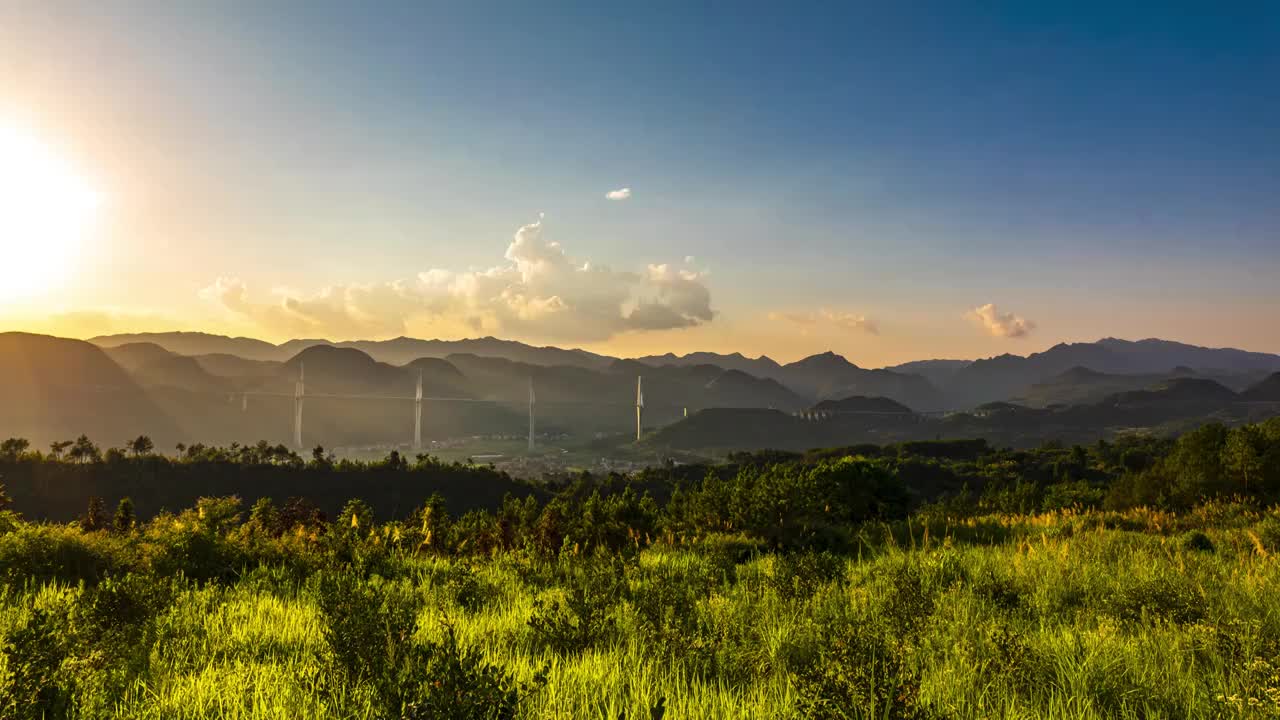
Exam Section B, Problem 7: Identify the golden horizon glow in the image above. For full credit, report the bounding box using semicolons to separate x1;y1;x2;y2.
0;122;101;302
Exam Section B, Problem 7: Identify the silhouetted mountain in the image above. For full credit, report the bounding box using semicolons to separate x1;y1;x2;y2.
192;353;282;379
813;396;914;414
131;355;229;393
0;333;181;446
634;351;784;378
1242;373;1280;402
276;346;415;396
91;332;280;361
943;339;1280;408
778;352;943;410
883;359;972;387
103;342;176;371
1019;367;1181;408
92;332;614;369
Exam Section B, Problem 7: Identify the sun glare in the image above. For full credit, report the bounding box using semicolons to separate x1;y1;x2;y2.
0;124;100;302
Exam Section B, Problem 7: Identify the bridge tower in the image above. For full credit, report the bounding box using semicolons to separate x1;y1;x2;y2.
527;377;536;451
635;376;645;441
413;370;423;451
293;363;305;449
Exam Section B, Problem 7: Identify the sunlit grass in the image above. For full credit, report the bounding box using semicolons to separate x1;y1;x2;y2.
4;507;1280;718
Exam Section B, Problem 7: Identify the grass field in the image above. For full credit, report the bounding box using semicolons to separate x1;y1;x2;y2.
4;505;1280;719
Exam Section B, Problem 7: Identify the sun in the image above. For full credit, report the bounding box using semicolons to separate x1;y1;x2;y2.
0;124;100;302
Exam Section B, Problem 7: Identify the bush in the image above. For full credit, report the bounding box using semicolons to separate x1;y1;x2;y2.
0;523;134;585
1180;530;1215;553
770;551;845;601
791;619;930;720
1106;575;1207;625
313;572;422;715
404;626;546;720
0;608;73;720
528;561;623;656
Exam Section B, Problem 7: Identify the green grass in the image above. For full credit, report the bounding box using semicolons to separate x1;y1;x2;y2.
5;509;1280;718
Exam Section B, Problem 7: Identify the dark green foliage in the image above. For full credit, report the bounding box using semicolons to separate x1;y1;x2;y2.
770;551;845;600
403;626;545;720
0;523;134;584
791;620;930;720
113;496;136;533
313;572;422;715
0;608;72;720
79;495;107;532
0;437;30;462
528;560;624;656
1106;576;1207;625
314;572;541;718
1180;529;1216;553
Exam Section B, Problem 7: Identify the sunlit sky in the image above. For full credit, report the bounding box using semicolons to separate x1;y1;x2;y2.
1;2;1277;366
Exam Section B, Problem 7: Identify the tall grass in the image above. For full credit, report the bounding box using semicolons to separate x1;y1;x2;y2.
4;507;1280;718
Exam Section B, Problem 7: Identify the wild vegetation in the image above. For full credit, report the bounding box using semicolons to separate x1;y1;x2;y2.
2;418;1280;718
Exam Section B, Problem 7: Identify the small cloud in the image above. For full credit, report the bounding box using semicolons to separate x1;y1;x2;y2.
966;303;1034;338
605;187;632;200
768;308;878;335
821;310;879;335
684;255;696;265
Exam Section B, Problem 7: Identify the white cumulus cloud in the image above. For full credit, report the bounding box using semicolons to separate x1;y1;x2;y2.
605;187;632;200
202;216;714;342
966;303;1034;338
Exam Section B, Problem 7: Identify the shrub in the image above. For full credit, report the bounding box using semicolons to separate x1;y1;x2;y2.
313;572;421;715
403;625;546;720
1106;575;1207;625
791;619;930;720
528;561;623;656
0;608;73;720
770;551;845;601
1180;529;1215;553
0;524;134;585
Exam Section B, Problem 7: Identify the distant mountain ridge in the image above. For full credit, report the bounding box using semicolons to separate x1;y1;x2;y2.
86;332;1280;412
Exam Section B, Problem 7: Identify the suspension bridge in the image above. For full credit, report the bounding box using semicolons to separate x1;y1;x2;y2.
201;364;956;451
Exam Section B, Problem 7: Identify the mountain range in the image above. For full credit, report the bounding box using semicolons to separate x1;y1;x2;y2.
1;330;1277;451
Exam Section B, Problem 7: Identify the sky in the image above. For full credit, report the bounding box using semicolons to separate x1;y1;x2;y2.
0;1;1277;367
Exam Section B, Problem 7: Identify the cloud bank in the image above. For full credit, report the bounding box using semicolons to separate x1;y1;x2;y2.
605;187;632;200
967;303;1034;338
768;309;879;335
202;216;713;342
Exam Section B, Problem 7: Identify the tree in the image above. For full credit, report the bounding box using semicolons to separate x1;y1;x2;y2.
67;435;101;464
0;437;30;462
310;445;333;468
48;440;72;460
1222;424;1265;494
127;435;155;457
81;496;108;532
113;497;136;533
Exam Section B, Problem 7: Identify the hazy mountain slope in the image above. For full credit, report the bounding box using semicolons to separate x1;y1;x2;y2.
0;332;183;446
93;333;614;369
193;353;283;379
130;355;230;393
633;351;785;378
91;332;281;361
103;342;176;371
943;339;1280;409
884;359;972;387
777;352;944;410
1242;373;1280;402
812;396;914;414
1018;367;1186;408
336;337;613;369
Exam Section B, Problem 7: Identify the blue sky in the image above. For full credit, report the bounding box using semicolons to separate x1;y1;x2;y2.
1;1;1277;364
